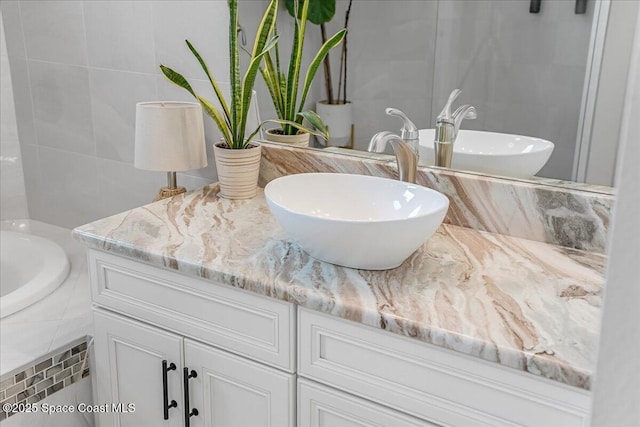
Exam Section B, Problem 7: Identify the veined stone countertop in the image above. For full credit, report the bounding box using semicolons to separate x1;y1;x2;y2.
73;184;605;390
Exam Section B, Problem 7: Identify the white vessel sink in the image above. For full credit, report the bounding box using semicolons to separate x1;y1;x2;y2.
264;173;449;270
419;129;554;178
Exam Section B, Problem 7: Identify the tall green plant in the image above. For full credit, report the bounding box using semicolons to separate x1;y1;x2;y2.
260;0;346;137
160;0;278;149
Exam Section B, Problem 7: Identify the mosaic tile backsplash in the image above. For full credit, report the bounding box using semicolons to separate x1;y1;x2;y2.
0;338;90;421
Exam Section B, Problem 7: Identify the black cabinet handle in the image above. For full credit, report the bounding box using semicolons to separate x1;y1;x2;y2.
575;0;587;14
530;0;541;13
162;360;178;420
183;367;199;427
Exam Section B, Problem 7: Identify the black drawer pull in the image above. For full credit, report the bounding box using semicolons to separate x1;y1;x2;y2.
162;360;178;420
183;368;199;426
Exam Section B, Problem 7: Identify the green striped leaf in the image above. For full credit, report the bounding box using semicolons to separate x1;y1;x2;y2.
299;29;346;111
160;65;197;98
185;40;232;129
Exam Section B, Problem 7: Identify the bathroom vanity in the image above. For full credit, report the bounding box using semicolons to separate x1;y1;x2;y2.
74;182;605;427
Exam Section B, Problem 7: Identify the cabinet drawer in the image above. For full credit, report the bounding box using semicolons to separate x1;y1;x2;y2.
89;249;295;371
298;379;434;427
298;309;589;427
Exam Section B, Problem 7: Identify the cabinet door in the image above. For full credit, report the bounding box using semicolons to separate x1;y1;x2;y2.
298;379;435;427
93;309;184;427
184;339;295;427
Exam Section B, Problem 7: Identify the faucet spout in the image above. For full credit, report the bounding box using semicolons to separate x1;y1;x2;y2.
434;89;477;168
368;107;420;183
369;132;418;184
389;139;417;184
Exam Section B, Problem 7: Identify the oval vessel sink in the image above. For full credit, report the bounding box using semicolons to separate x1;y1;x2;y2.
265;173;449;270
419;129;554;178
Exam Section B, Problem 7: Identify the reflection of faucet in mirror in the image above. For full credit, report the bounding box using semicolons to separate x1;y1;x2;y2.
434;89;477;168
368;108;419;183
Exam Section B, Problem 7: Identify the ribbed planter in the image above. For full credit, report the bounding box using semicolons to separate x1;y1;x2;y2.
264;129;310;147
213;141;261;200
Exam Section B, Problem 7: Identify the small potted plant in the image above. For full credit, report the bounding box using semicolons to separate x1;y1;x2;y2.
260;0;346;147
286;0;353;148
160;0;278;200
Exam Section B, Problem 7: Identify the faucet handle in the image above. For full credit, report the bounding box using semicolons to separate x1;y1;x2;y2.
385;108;419;140
453;104;477;121
437;89;462;122
452;105;477;136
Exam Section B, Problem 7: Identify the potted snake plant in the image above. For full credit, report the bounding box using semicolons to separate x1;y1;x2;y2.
286;0;353;148
160;0;278;199
260;0;346;147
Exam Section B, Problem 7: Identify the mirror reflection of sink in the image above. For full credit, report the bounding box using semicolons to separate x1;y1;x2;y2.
265;173;449;270
419;129;554;178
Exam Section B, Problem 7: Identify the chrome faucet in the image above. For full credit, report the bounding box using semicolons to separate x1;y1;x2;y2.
434;89;477;168
368;108;419;183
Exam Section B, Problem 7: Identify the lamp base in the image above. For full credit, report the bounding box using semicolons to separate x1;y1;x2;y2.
153;186;187;202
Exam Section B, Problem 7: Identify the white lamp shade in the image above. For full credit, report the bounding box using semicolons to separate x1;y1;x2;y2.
134;102;207;172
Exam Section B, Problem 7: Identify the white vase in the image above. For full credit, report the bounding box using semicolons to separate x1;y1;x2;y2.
264;129;311;147
213;141;261;200
315;101;353;148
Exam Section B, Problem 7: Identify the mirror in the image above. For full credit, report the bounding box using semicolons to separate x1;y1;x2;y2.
252;0;635;193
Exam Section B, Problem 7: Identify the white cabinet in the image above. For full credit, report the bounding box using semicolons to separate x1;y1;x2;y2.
298;308;590;427
93;309;294;427
88;249;590;427
298;379;434;427
185;340;294;427
93;309;184;427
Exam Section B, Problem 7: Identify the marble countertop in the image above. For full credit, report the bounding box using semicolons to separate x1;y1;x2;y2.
73;184;605;390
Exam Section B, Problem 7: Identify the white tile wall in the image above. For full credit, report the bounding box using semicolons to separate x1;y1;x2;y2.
0;0;234;228
1;13;28;220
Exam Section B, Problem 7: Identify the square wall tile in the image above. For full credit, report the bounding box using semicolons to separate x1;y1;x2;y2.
0;1;25;59
35;147;102;228
90;69;158;163
28;60;95;155
19;144;40;219
20;0;87;65
84;1;156;73
6;58;36;146
96;157;164;216
152;1;229;81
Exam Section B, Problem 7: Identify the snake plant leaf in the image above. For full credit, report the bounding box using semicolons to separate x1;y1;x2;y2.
185;40;231;129
160;65;197;99
284;0;309;135
162;0;280;149
262;119;326;139
297;110;329;141
197;95;233;147
236;0;278;144
240;34;278;142
229;0;241;143
260;52;284;120
299;28;346;111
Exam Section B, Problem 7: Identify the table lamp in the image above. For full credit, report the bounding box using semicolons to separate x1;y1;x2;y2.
134;102;207;201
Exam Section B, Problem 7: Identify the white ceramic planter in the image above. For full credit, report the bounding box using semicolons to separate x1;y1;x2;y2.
264;129;311;147
315;101;353;147
213;141;261;199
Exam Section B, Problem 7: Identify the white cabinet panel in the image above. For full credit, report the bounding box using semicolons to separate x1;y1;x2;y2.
298;308;589;427
89;249;295;371
93;308;183;427
298;379;434;427
184;339;295;427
